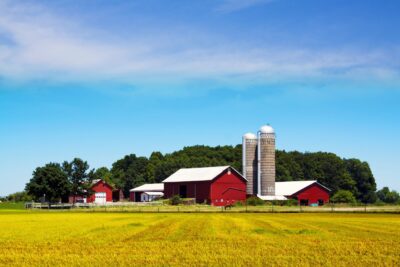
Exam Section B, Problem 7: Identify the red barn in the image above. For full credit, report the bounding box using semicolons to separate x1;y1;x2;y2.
163;166;247;206
69;179;114;204
274;181;330;205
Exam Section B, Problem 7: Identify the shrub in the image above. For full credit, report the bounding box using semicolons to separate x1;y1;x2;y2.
170;195;182;205
246;196;264;206
331;190;356;204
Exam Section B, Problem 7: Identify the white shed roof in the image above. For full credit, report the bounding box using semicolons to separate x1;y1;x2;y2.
163;166;244;183
276;180;326;196
258;195;288;201
130;183;164;192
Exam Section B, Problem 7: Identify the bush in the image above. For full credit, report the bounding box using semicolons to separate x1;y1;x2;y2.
246;196;264;206
331;190;356;204
234;201;244;207
170;195;182;205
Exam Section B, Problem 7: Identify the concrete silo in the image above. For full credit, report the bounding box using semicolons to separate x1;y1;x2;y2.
242;133;258;195
258;125;276;196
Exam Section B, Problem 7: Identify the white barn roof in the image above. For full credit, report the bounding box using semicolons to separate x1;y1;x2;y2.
258;180;329;200
276;180;316;196
162;166;244;183
130;183;164;192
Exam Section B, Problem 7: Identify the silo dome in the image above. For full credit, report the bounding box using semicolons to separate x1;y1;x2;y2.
260;125;275;134
243;133;257;139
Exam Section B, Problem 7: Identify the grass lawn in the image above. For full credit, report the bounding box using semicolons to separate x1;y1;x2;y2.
0;211;398;266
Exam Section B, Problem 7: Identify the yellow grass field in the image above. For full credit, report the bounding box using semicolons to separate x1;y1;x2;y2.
0;211;399;266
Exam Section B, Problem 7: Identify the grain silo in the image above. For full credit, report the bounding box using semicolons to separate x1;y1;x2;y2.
242;133;258;195
258;125;276;196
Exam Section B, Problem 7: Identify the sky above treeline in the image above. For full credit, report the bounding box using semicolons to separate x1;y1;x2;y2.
0;0;399;196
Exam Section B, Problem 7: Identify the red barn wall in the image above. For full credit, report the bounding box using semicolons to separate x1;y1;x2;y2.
87;181;113;203
164;181;211;203
210;172;246;206
292;183;330;205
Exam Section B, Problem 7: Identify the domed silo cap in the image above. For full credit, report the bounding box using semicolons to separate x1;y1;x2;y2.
259;125;275;134
243;133;257;139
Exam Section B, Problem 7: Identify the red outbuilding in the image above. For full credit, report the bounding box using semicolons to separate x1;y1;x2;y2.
274;181;331;206
163;166;247;206
69;179;114;204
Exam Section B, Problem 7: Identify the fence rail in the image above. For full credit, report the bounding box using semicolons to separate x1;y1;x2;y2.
24;202;400;213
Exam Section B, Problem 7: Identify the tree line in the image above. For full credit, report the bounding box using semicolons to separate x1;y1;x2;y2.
15;145;399;204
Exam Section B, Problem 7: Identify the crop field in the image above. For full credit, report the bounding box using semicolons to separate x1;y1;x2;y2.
0;211;399;266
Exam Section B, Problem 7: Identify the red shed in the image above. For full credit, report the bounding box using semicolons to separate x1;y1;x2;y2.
163;166;247;206
69;179;114;204
275;181;330;206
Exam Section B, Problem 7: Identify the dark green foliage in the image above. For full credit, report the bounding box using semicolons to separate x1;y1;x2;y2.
276;151;376;203
246;196;265;206
5;191;33;202
331;190;357;204
25;163;70;202
111;154;149;197
170;195;181;205
377;187;400;204
63;158;93;203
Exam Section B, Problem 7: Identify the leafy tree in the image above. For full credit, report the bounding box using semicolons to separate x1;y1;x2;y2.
111;154;148;196
6;191;33;202
25;163;70;202
91;167;113;185
345;159;377;203
331;190;357;204
376;187;400;204
63;158;93;204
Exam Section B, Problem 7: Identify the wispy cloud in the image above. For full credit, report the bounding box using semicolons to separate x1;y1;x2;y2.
0;0;398;89
215;0;276;13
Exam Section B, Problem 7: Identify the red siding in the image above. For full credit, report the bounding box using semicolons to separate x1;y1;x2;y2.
164;181;211;204
87;181;113;203
210;171;246;206
292;183;330;205
163;169;247;206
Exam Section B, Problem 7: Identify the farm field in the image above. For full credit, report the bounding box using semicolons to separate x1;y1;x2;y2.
0;212;398;266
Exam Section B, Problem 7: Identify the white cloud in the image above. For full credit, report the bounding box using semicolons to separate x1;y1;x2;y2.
0;0;398;88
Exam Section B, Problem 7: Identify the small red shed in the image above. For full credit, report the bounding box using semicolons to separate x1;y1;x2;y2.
275;181;330;206
163;166;247;206
69;179;114;204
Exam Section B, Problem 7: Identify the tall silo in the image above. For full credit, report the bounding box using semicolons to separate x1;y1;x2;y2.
242;133;258;195
258;125;276;196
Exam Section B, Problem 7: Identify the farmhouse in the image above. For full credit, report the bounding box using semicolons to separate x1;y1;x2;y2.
69;179;120;204
258;181;331;205
163;166;247;206
129;183;164;202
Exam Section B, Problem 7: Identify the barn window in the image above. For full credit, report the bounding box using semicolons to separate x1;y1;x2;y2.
318;199;324;206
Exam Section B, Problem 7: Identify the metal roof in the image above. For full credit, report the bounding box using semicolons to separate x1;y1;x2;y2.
258;195;288;200
130;183;164;192
276;180;330;196
162;166;244;183
258;181;329;199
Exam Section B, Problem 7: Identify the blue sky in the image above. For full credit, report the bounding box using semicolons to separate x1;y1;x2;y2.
0;0;399;196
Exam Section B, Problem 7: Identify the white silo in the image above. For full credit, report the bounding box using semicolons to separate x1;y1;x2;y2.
242;133;258;195
258;125;276;196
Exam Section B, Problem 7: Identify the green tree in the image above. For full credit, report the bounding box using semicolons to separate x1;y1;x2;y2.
91;167;112;185
331;190;357;204
6;191;33;202
25;163;70;202
111;154;148;196
376;187;400;204
63;158;92;204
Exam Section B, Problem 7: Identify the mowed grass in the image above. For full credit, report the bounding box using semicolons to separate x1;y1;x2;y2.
0;212;398;266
